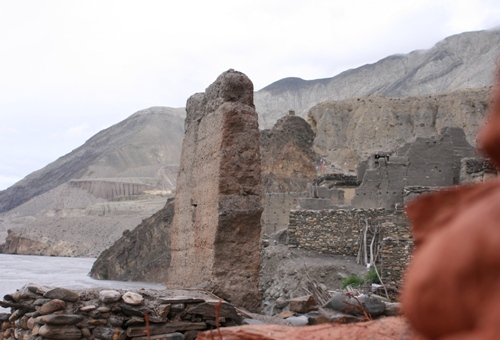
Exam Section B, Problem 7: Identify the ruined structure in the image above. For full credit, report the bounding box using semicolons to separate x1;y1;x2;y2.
352;127;475;209
288;209;413;284
167;70;263;311
259;114;318;236
296;127;477;211
274;128;496;285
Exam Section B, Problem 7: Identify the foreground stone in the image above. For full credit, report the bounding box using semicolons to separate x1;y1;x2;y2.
324;293;386;317
168;69;263;311
196;316;424;340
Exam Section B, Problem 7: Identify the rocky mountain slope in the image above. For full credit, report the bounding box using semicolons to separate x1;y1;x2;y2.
308;87;490;169
0;107;184;256
1;29;498;257
255;28;500;128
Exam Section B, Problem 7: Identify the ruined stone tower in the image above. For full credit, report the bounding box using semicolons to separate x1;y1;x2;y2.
167;70;263;311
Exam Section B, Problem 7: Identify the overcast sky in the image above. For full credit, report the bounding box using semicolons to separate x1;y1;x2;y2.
1;0;500;190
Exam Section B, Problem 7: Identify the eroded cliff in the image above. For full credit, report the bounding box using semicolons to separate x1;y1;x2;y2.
260;114;318;192
308;88;490;169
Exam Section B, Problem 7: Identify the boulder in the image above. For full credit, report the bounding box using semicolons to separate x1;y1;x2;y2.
323;293;385;317
39;299;66;315
36;314;83;325
384;302;401;316
38;324;81;340
122;292;144;305
196;316;421;339
288;295;317;313
43;287;79;302
285;315;309;326
99;290;122;303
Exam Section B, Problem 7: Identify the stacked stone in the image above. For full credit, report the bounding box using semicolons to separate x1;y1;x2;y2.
287;208;412;286
379;226;414;284
0;285;243;340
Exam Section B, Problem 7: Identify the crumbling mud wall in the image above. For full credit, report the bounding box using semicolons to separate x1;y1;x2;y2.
351;127;475;209
262;193;304;235
168;70;263;311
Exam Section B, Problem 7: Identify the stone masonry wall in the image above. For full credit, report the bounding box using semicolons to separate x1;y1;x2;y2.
0;285;244;340
288;209;413;284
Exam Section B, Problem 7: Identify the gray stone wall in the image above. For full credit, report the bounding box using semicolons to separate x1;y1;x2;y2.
288;209;413;284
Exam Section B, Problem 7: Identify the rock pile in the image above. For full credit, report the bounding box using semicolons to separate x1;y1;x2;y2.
0;285;244;340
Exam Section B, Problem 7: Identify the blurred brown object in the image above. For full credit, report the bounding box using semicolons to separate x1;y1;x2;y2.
402;69;500;339
197;316;422;340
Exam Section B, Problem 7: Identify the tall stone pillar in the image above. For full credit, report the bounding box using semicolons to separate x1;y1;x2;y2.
168;70;263;311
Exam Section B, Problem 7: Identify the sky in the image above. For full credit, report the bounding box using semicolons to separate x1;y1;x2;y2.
1;0;500;190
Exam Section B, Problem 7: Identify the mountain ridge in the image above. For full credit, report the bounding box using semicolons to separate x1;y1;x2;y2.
254;28;500;128
0;107;184;214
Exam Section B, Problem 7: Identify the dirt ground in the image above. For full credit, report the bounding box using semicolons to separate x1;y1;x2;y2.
259;233;367;315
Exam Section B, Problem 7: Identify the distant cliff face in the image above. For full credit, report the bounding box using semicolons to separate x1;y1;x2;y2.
308;88;490;169
260;114;318;192
255;29;500;129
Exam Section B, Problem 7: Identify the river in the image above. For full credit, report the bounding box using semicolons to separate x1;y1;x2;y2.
0;254;165;312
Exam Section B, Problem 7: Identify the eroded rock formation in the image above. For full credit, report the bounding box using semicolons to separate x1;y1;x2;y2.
307;88;489;169
89;198;174;282
167;70;263;311
260;114;318;193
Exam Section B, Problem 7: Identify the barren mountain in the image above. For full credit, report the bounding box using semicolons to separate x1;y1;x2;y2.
0;107;184;256
255;28;500;128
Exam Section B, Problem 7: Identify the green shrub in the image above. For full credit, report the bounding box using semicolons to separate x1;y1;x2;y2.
341;274;365;289
364;268;381;284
